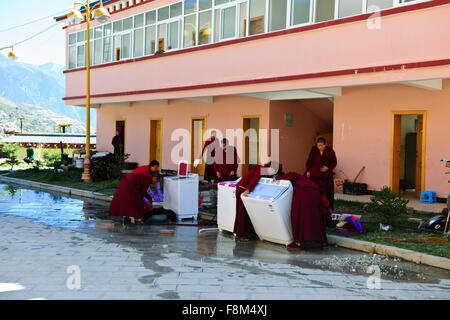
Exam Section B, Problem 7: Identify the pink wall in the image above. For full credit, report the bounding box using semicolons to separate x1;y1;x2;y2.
333;79;450;198
97;96;270;171
65;4;450;100
269;99;333;174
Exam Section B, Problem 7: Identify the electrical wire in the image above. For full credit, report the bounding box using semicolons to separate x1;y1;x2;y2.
0;7;71;33
12;23;60;47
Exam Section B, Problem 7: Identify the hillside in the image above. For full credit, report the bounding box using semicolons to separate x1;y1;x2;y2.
0;53;96;126
0;95;86;135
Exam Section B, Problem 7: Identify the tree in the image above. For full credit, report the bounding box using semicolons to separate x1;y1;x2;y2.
5;154;20;171
367;186;409;226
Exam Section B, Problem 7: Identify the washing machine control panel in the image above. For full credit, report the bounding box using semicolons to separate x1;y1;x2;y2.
258;178;290;188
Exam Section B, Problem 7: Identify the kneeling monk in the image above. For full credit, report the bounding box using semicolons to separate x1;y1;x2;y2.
275;172;330;249
234;162;283;236
109;171;156;225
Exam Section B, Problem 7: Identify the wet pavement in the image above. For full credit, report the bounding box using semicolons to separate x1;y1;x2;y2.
0;183;449;300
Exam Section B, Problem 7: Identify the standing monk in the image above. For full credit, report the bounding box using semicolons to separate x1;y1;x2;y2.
214;138;239;182
201;131;220;182
275;172;330;249
305;137;337;209
109;171;156;225
112;130;121;155
235;162;283;236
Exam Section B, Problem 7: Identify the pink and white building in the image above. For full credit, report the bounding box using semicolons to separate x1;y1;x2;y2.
57;0;450;199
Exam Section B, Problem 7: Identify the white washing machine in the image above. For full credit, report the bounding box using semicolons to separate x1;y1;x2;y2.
241;178;293;245
163;174;199;220
217;178;241;233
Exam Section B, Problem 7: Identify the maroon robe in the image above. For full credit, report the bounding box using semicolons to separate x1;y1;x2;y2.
234;162;283;236
112;135;121;155
276;172;329;246
109;172;153;219
305;145;337;209
201;137;219;181
214;146;239;182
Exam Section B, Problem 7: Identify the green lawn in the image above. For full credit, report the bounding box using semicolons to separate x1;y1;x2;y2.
4;168;119;196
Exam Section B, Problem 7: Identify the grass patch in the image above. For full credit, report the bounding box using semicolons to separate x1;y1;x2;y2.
4;168;119;196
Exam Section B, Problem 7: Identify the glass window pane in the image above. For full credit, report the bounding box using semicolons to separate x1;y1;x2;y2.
90;40;94;65
214;9;221;41
184;14;197;48
199;0;212;10
103;23;112;36
315;0;335;22
114;35;121;61
94;26;103;39
134;28;144;57
77;30;86;42
113;20;123;33
198;10;212;45
158;23;168;51
249;0;266;35
94;39;102;65
146;11;156;25
135;14;144;28
77;44;85;67
239;2;247;37
158;7;170;21
215;0;228;5
169;21;179;49
367;0;393;11
291;0;311;25
69;46;76;69
269;0;287;31
145;25;156;55
123;17;133;30
338;0;362;17
185;0;197;14
103;37;112;63
222;6;236;39
121;33;131;58
69;33;77;45
171;2;183;17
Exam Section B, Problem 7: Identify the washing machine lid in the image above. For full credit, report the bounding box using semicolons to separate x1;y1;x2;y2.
247;183;289;201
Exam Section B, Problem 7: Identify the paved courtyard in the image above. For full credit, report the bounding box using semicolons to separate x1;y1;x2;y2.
0;183;449;300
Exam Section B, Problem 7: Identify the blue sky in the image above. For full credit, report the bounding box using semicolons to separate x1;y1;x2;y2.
0;0;76;66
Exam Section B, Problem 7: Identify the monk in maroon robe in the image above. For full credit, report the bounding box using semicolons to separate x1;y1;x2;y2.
275;172;330;249
112;131;121;155
234;162;283;236
214;138;239;182
201;131;220;182
305;137;337;209
109;171;155;224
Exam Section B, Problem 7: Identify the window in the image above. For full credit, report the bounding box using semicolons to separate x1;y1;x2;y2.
158;23;167;50
158;7;170;21
103;37;112;63
113;20;123;33
134;28;144;57
123;17;133;30
239;2;248;37
77;30;86;42
338;0;363;18
367;0;393;10
114;35;121;60
215;0;228;5
145;25;157;54
171;2;183;17
69;46;76;69
222;6;236;39
315;0;335;22
121;33;131;58
269;0;287;31
104;23;112;36
94;26;103;39
169;21;180;49
198;10;212;44
146;11;156;25
77;44;86;67
69;33;77;45
94;39;102;65
184;14;197;48
185;0;197;14
249;0;266;35
199;0;212;10
291;0;310;25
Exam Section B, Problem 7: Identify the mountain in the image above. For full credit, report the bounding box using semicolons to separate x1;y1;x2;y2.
0;95;86;134
0;54;96;126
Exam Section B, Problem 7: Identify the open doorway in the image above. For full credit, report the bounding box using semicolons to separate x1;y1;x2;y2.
149;119;162;165
115;120;126;157
391;111;426;198
191;117;206;174
242;116;261;176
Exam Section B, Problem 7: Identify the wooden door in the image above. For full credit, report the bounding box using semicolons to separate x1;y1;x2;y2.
415;115;424;197
391;115;402;193
115;120;125;157
149;120;162;165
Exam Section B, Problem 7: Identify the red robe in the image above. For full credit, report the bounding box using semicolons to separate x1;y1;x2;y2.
112;135;121;155
276;172;329;246
305;145;337;209
132;165;150;174
234;162;283;236
201;137;219;181
109;172;153;219
214;146;239;182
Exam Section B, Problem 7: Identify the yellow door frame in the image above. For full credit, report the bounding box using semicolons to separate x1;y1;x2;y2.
149;118;163;165
191;116;207;173
241;115;262;177
115;119;126;155
390;110;427;194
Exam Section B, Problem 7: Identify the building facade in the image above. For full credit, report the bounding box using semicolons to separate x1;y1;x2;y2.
58;0;450;198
